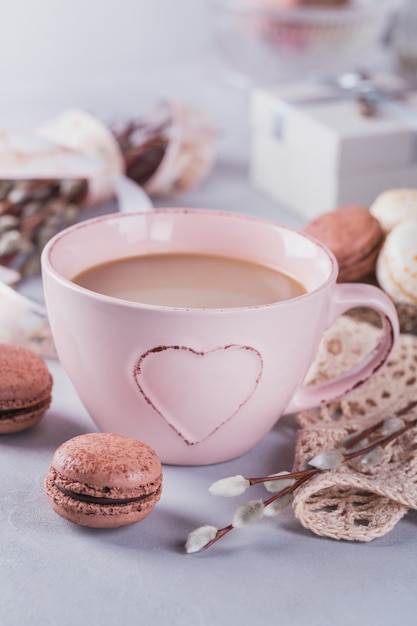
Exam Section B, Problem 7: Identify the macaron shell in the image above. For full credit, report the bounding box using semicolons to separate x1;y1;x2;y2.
370;188;417;234
0;343;53;433
51;433;162;489
376;219;417;303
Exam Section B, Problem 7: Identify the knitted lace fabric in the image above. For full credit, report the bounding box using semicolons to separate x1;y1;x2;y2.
292;316;417;541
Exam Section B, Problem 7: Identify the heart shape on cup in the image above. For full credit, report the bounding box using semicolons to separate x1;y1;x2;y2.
133;344;263;445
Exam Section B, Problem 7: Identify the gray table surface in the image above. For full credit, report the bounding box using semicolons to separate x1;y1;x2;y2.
2;59;417;626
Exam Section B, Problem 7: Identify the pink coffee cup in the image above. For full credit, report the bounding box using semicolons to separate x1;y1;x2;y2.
41;209;398;465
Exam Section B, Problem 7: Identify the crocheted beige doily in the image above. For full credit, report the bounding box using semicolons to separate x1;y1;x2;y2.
292;316;417;541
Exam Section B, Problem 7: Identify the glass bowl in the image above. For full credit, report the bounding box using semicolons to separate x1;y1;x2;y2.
209;0;399;86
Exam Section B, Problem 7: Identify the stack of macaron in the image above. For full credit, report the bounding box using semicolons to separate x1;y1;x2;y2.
303;189;417;333
0;341;163;529
370;189;417;305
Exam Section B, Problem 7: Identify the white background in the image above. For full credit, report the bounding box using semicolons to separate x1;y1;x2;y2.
0;0;214;122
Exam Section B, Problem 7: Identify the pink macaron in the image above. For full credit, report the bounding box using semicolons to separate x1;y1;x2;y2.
45;433;163;528
303;205;384;282
0;343;53;434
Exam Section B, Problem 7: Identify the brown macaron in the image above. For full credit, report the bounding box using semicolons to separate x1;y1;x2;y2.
0;343;53;434
44;433;163;528
303;205;384;282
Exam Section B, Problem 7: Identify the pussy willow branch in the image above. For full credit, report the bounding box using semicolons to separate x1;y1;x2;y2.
342;400;417;452
343;415;417;462
199;400;417;551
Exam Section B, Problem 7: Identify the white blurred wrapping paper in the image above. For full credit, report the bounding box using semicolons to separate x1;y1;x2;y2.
0;98;218;358
0;111;153;360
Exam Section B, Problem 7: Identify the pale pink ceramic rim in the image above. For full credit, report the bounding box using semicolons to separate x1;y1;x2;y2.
42;207;338;313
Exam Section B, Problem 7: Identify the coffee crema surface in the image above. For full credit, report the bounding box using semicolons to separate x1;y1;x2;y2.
72;253;306;308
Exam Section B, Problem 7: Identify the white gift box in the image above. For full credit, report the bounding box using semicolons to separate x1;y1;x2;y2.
249;82;417;221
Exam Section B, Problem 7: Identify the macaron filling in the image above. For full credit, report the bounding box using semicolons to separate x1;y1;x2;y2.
0;398;51;420
54;483;161;506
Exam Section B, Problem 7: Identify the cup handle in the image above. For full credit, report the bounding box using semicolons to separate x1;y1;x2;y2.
284;283;399;414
